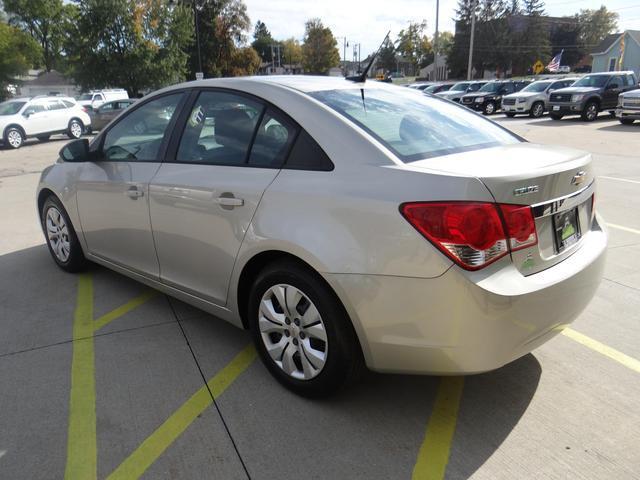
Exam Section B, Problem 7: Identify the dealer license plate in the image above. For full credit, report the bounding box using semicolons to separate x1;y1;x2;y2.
552;105;560;111
553;208;581;253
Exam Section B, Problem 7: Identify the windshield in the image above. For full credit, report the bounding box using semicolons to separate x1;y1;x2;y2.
424;85;441;93
309;87;519;162
468;83;483;92
78;94;93;100
0;101;26;115
521;81;552;93
573;75;609;88
478;82;501;93
450;82;470;92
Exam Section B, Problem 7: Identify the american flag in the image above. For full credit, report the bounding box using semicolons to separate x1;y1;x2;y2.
546;50;564;72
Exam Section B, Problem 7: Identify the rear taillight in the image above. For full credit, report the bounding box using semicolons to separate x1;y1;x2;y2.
400;201;538;271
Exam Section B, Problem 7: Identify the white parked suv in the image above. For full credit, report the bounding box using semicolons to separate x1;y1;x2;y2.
76;89;129;110
0;96;91;149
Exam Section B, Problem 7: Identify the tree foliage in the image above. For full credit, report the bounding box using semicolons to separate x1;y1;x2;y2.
281;37;303;66
4;0;76;71
575;6;618;51
301;18;339;75
377;37;396;72
251;20;274;63
65;0;193;96
395;21;433;70
0;22;41;99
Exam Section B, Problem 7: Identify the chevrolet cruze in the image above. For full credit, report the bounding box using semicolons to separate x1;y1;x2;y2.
37;76;607;396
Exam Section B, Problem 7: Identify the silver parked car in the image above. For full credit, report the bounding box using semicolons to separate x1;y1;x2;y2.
616;88;640;125
37;76;607;396
502;78;578;118
435;80;487;103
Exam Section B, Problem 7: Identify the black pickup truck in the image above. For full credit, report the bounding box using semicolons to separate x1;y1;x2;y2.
547;71;639;121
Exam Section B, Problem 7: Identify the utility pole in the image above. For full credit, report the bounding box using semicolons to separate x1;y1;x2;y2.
434;0;439;81
467;0;477;80
336;37;349;75
193;1;202;78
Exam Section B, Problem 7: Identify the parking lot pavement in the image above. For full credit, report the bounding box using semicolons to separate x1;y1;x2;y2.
1;118;640;480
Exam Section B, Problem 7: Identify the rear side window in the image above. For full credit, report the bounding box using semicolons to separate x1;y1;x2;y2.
625;75;635;87
284;130;334;171
248;109;297;168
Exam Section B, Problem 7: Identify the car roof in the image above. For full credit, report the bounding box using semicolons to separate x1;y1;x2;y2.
586;71;635;76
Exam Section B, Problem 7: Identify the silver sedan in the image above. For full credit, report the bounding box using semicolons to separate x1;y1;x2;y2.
37;76;607;396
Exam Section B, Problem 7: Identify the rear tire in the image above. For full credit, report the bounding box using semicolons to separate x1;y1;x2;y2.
550;113;563;120
41;196;87;272
4;127;24;149
67;119;83;139
248;260;363;397
581;101;599;122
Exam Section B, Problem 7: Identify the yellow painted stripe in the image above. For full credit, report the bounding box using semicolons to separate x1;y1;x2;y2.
412;377;465;480
563;328;640;374
93;290;157;332
606;223;640;236
65;274;97;480
106;345;257;480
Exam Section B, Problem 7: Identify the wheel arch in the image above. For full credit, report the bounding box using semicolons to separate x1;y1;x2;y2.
68;116;85;127
3;123;26;139
37;188;57;222
234;249;368;362
586;97;601;109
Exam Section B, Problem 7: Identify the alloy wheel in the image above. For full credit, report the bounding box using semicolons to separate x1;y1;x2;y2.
70;121;82;138
532;103;544;118
46;207;71;262
7;130;23;148
258;284;328;380
585;104;597;121
485;102;495;115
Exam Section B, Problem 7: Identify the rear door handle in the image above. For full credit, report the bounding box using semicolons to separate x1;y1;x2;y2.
126;185;144;199
215;196;244;207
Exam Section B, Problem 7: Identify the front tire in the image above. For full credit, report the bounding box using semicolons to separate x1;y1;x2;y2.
619;118;635;125
42;196;87;272
4;127;24;149
530;101;545;118
249;260;362;397
67;119;83;139
483;101;496;115
581;101;599;122
550;113;563;120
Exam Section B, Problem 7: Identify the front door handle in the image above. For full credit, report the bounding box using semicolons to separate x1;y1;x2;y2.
215;196;244;207
126;185;144;199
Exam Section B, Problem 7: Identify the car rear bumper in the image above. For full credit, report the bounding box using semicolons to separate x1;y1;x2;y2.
327;216;607;375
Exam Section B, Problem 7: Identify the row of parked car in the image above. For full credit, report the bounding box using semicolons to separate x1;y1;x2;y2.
409;71;640;124
0;90;136;149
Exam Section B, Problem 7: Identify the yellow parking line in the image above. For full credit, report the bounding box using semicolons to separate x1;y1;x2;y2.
563;328;640;374
412;377;465;480
106;345;257;480
93;290;158;332
65;274;97;480
606;223;640;235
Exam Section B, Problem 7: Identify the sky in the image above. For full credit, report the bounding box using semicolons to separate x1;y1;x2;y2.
243;0;640;60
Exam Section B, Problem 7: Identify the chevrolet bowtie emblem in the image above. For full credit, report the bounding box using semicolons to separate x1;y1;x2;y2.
571;171;587;186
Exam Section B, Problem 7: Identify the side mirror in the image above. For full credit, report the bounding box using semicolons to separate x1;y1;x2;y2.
60;139;90;162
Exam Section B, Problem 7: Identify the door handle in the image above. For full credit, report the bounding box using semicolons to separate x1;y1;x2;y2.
126;185;144;199
215;196;244;207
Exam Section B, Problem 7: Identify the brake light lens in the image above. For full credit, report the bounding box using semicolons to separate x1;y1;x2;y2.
400;202;538;270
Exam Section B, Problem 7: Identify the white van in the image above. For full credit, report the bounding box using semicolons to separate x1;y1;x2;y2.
77;89;128;110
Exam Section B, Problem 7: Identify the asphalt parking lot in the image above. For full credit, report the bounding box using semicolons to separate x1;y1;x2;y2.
1;115;639;480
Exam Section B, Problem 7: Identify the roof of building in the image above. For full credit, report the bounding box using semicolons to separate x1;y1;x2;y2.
24;70;72;86
592;31;640;55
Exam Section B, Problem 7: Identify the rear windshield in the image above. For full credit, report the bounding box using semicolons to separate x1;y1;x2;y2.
309;87;519;162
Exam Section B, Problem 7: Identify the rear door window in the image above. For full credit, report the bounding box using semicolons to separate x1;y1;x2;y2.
248;109;297;168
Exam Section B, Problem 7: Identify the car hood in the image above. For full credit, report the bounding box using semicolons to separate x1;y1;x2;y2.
463;91;496;98
552;86;599;94
621;88;640;98
436;90;465;98
505;91;539;99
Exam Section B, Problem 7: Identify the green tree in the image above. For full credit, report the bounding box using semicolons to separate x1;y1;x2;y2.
575;6;618;52
186;0;253;78
512;0;550;74
395;21;433;71
448;0;480;77
4;0;76;72
301;18;339;75
377;37;396;72
251;20;274;63
228;46;261;76
0;22;41;99
66;0;192;96
550;22;582;67
437;31;454;59
282;37;303;66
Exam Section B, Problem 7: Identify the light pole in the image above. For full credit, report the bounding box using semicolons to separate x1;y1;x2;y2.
193;1;202;78
433;0;439;81
467;0;477;80
337;37;349;75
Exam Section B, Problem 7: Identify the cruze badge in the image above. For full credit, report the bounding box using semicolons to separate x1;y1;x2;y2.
514;185;539;196
571;171;587;186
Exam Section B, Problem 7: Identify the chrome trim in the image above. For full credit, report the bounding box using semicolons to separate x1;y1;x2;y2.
531;180;594;218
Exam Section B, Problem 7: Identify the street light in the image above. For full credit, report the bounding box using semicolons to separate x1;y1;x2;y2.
337;36;349;76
